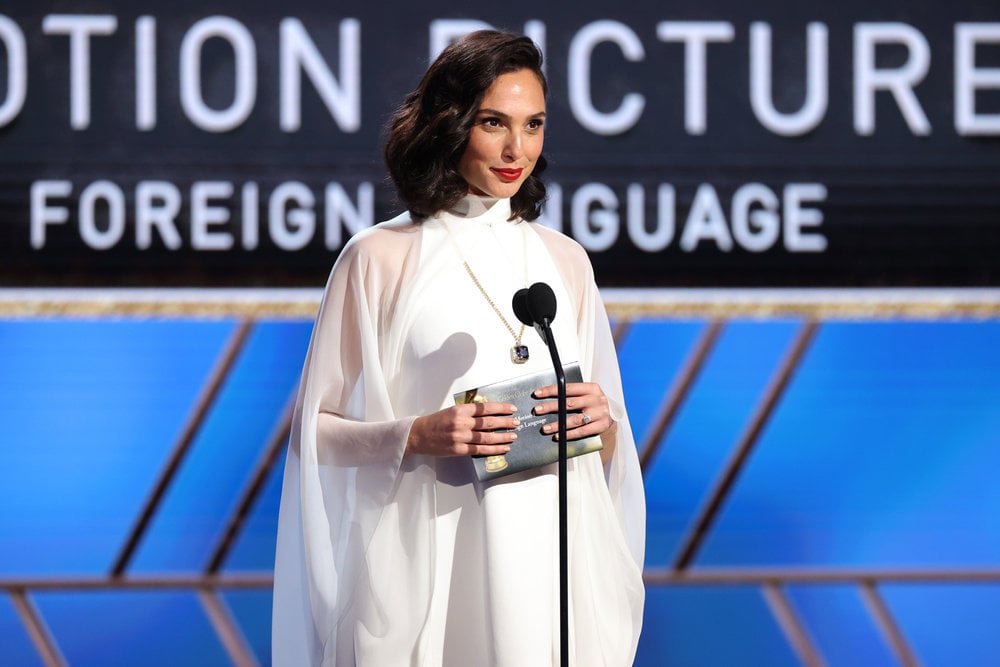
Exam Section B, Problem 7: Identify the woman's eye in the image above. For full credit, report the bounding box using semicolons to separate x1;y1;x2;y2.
482;117;502;127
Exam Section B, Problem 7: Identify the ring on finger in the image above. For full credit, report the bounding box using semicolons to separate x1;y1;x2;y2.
582;413;592;425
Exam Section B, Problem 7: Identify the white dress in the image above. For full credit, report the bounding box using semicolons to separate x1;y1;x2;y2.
272;196;645;666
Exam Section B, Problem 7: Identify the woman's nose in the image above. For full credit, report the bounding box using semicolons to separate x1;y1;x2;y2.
502;132;523;162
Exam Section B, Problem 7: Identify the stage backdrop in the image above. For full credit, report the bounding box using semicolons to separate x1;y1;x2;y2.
2;316;1000;666
1;0;999;287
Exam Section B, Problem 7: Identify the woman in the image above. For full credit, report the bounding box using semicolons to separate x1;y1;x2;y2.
272;30;645;666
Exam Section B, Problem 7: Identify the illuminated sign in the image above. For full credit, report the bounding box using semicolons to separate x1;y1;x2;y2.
1;3;998;286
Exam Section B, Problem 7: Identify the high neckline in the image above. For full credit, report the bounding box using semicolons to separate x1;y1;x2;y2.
440;195;514;227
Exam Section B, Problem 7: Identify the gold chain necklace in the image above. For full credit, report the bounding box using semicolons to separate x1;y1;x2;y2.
442;217;530;364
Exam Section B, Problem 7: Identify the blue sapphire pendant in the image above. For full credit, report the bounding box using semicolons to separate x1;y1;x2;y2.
511;345;529;364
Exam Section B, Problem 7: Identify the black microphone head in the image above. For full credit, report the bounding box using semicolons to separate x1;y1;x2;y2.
512;288;533;327
526;282;557;324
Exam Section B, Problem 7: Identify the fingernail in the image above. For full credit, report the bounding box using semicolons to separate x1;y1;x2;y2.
512;419;520;426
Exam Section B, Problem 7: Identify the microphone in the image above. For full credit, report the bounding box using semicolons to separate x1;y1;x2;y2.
513;282;557;344
512;287;532;326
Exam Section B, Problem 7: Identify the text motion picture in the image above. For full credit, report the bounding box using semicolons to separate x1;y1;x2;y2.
0;17;997;135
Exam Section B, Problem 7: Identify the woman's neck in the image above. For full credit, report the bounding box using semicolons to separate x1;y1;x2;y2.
444;194;512;224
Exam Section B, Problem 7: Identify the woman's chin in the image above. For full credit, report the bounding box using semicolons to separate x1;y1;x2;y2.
471;181;524;199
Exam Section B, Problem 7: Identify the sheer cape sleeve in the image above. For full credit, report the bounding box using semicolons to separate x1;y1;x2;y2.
272;214;423;666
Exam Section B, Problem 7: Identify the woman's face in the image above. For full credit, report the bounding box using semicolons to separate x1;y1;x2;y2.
458;68;546;199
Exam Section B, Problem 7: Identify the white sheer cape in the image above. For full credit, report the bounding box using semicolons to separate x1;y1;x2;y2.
272;197;645;666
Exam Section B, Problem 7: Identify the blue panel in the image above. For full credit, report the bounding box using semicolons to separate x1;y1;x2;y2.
641;319;802;566
636;585;800;666
786;585;896;665
130;321;311;573
883;584;1000;665
616;319;704;453
224;589;274;666
224;444;288;572
703;321;1000;567
0;594;45;667
0;320;233;575
217;456;286;663
35;591;230;666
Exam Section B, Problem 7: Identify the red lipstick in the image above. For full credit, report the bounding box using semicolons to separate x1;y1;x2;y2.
492;167;523;182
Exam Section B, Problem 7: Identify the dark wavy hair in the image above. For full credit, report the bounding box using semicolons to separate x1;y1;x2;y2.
384;30;548;221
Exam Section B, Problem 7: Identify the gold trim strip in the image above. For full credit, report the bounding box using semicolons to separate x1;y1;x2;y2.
605;300;1000;320
0;289;998;319
0;300;320;319
2;301;999;319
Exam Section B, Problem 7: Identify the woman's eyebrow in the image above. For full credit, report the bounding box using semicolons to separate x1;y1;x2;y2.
477;108;548;119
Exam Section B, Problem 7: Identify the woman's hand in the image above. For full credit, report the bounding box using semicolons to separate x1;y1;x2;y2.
407;401;520;457
533;382;614;437
533;382;618;464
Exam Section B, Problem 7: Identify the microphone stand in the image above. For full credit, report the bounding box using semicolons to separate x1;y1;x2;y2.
536;317;569;667
515;283;569;666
